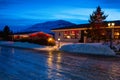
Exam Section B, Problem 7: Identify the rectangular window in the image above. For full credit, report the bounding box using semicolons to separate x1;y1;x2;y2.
114;32;120;39
63;30;79;39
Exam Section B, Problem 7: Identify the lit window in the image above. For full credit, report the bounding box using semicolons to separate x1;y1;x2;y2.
67;35;71;39
64;30;79;39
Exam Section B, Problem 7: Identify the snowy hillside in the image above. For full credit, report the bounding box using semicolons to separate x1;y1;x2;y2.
24;20;76;33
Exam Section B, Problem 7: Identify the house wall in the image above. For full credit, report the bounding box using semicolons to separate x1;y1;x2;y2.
52;26;120;43
54;30;83;43
13;34;29;40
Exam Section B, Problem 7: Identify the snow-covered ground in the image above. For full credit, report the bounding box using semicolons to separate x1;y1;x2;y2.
0;41;54;51
0;41;44;48
0;41;117;56
60;43;116;56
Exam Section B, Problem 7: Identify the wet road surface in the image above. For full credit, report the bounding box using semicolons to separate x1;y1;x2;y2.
0;46;120;80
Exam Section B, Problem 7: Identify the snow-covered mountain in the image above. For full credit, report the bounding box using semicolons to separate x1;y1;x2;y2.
24;20;76;33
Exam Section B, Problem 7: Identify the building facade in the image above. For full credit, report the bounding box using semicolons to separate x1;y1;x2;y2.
12;31;52;40
52;21;120;43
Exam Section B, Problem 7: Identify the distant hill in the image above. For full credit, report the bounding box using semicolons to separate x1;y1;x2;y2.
23;20;76;33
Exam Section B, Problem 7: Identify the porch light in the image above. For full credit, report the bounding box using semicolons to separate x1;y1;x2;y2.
107;22;115;48
48;38;53;42
58;38;60;41
58;38;61;48
108;23;110;27
111;23;115;26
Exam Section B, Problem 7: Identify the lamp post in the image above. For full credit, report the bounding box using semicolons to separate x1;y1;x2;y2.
108;22;115;48
58;38;61;48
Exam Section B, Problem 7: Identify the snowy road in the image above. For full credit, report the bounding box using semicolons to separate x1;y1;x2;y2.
0;46;120;80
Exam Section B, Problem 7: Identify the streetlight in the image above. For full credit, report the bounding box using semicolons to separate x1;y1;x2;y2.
58;38;61;48
108;22;115;48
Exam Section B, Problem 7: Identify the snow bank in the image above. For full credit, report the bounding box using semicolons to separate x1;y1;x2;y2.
59;43;116;56
13;42;45;48
0;41;57;51
0;41;45;49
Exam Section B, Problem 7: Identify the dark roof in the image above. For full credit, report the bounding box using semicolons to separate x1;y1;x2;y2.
52;20;120;30
105;20;120;26
52;24;90;30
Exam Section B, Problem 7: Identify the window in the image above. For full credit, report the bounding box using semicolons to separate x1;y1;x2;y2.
114;32;120;39
63;30;79;39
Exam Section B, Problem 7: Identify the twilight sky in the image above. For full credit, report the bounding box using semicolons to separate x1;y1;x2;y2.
0;0;120;27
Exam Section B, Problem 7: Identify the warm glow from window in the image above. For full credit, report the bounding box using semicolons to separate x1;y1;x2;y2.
115;32;119;36
67;35;71;39
64;30;79;39
101;33;105;35
22;35;28;38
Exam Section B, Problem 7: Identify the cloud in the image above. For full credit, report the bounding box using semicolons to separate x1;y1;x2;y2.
0;0;120;26
104;9;120;20
53;8;94;20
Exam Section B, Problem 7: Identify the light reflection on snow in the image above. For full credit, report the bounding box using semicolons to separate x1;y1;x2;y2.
47;51;62;79
47;51;53;79
0;46;119;80
57;52;62;63
56;52;62;71
47;51;53;68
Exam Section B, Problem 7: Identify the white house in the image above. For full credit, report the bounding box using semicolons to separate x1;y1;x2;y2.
51;20;120;43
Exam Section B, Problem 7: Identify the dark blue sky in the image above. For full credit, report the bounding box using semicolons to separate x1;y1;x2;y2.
0;0;120;27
